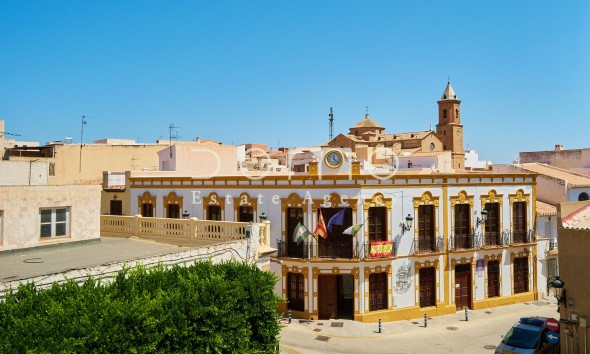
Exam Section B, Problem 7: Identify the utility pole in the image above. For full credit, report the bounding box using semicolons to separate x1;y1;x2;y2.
79;115;87;172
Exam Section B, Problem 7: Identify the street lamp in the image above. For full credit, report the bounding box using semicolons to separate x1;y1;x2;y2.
400;214;413;234
476;209;488;228
550;276;566;305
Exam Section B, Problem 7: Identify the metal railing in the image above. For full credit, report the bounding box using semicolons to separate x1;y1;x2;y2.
276;240;397;260
482;231;505;247
449;234;478;251
511;229;534;244
413;236;444;254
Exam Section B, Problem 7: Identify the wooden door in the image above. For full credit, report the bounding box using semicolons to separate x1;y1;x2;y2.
110;200;122;216
487;260;500;297
455;264;471;310
167;204;180;218
418;205;434;252
513;202;527;243
514;257;529;294
318;275;337;319
419;267;436;307
142;203;154;217
368;207;387;242
454;204;471;249
485;203;500;245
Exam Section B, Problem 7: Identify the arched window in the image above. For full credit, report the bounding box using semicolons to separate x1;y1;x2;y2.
579;192;590;201
455;109;459;118
443;109;447;119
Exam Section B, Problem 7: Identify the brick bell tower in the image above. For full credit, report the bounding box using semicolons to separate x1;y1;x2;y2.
436;82;465;169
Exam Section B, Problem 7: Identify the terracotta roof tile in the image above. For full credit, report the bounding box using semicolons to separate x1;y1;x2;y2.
536;201;557;216
562;203;590;230
519;163;590;187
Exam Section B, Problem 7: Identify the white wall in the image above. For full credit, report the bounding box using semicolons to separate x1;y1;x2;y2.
0;160;49;185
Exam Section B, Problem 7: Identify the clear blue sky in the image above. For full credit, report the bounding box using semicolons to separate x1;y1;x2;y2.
1;1;588;163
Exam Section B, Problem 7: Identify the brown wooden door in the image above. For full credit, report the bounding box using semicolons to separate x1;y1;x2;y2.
419;267;436;307
418;205;435;252
369;273;387;311
142;203;154;217
110;200;122;216
318;275;337;319
167;204;180;218
514;257;529;294
513;202;527;243
286;207;304;258
485;203;500;245
487;260;500;297
455;264;471;310
368;207;387;242
454;204;471;249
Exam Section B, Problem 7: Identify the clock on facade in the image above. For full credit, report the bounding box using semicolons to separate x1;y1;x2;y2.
325;150;344;168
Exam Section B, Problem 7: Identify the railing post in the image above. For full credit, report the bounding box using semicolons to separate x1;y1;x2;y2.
134;214;141;236
378;318;382;333
424;314;428;328
189;217;198;239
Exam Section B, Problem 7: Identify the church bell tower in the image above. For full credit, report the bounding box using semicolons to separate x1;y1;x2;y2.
436;82;465;169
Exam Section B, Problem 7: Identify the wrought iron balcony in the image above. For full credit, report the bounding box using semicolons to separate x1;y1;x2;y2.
449;234;478;251
276;240;310;259
357;241;397;259
511;229;534;244
413;236;444;254
482;231;504;247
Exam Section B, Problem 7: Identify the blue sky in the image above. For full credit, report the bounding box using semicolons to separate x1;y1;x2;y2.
1;1;588;163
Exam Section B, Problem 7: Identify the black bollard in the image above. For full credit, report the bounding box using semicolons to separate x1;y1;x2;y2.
465;308;468;321
424;314;428;328
288;309;292;324
379;318;382;333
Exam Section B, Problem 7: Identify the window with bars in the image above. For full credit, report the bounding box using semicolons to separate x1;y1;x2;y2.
40;207;69;238
368;207;386;242
369;272;388;311
48;163;55;176
514;257;529;294
287;273;305;311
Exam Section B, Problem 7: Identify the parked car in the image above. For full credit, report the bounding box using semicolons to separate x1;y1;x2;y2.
495;317;559;354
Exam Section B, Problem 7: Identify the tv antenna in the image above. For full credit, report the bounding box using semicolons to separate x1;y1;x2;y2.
328;107;334;141
0;130;21;138
169;123;181;158
79;115;88;172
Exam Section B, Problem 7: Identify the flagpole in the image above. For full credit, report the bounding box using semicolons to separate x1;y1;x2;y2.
299;217;319;242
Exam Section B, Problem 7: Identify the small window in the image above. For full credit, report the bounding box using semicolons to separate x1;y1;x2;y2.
429;142;435;152
579;192;589;201
455;109;459;119
40;207;69;238
49;163;55;176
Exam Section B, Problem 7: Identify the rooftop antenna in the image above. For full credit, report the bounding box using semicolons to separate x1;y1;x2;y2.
365;106;369;114
79;115;88;172
447;75;450;83
328;107;334;141
277;137;280;150
169;123;181;158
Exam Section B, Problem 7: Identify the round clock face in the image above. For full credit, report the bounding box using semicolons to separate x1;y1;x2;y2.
325;150;343;168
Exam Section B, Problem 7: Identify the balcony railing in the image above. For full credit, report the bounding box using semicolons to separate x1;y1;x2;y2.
511;229;534;244
449;234;479;251
413;236;444;254
276;240;397;260
482;231;507;247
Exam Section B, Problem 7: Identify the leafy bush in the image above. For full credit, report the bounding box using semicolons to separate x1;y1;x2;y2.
0;261;281;353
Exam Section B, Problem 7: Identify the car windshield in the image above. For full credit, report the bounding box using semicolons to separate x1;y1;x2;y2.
502;327;540;349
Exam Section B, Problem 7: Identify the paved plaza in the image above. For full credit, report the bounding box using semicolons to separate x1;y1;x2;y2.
279;299;559;353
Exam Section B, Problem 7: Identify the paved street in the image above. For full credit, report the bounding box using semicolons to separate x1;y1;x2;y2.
279;299;558;353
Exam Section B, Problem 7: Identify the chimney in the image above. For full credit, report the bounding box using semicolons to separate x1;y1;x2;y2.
555;144;564;151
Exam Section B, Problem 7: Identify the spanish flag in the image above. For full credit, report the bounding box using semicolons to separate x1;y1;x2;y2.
314;210;328;239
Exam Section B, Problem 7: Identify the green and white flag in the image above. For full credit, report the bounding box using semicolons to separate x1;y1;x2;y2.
293;221;312;245
343;223;364;237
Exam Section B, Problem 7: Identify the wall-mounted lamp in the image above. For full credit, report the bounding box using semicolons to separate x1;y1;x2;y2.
475;209;488;228
400;214;413;234
550;276;566;306
258;212;268;222
113;195;118;200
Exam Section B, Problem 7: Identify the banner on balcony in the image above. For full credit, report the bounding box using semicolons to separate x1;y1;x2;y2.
369;241;393;258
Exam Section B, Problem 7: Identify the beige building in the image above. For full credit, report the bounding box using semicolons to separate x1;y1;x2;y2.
0;185;101;251
158;141;244;176
327;82;465;170
521;145;590;176
556;200;590;354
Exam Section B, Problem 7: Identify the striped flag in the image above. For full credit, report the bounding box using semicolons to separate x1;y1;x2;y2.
293;222;312;245
314;210;328;239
